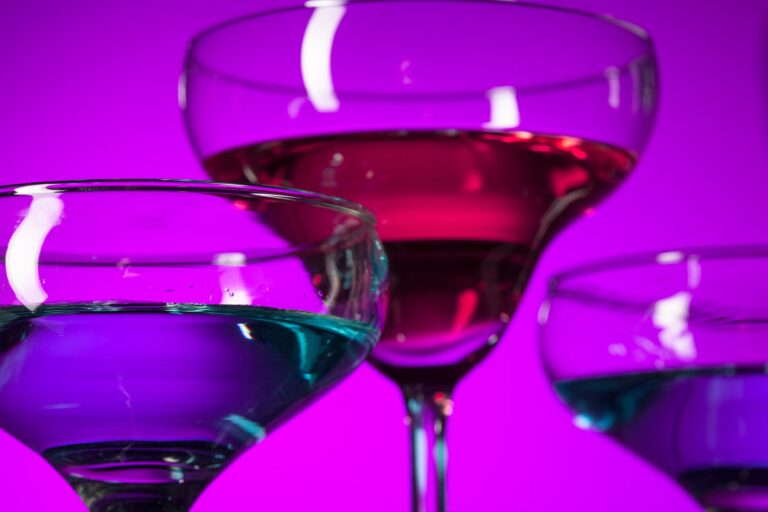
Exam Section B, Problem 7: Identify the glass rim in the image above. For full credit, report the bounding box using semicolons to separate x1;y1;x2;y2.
550;245;768;290
0;179;378;266
185;0;655;97
0;178;376;228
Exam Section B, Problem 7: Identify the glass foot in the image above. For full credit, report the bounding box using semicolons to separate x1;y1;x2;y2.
681;468;768;511
45;441;234;512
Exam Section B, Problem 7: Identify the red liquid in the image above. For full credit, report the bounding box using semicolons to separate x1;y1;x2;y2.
205;131;633;382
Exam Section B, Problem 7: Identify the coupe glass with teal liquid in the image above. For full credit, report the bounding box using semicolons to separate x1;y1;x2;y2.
0;180;386;511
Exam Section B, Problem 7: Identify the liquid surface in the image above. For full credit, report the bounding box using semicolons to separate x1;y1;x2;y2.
206;131;633;378
0;303;376;509
557;368;768;511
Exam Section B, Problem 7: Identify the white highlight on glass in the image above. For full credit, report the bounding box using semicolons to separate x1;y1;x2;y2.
177;70;187;110
287;96;308;119
213;252;246;267
322;251;342;311
483;86;520;130
409;398;428;502
237;322;254;340
573;414;595;430
305;0;347;7
537;299;551;326
604;66;621;109
653;291;696;361
656;251;684;264
301;4;346;113
217;252;252;306
6;188;64;311
687;254;701;289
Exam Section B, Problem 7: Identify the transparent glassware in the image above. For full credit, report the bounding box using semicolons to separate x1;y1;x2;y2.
181;3;658;511
0;180;386;512
540;247;768;512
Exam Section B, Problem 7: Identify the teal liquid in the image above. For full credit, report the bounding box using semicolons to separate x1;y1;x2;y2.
557;367;768;510
0;303;377;510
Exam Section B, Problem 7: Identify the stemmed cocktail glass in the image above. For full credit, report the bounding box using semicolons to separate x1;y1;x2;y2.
0;180;386;511
541;247;768;512
181;3;658;510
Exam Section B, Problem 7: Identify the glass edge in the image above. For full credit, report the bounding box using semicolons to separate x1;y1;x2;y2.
0;178;377;228
188;0;654;48
185;0;656;94
0;179;380;265
549;245;768;290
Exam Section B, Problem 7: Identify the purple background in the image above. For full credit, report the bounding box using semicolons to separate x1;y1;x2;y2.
0;0;766;510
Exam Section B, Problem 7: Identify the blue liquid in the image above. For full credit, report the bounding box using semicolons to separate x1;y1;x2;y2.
0;303;377;510
557;368;768;511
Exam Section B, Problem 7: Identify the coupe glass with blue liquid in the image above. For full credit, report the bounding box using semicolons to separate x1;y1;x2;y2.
0;180;386;511
541;247;768;512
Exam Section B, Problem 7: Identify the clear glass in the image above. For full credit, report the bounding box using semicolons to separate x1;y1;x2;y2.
181;3;658;511
540;247;768;512
0;179;386;512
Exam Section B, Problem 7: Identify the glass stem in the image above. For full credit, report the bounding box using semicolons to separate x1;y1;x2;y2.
402;382;453;512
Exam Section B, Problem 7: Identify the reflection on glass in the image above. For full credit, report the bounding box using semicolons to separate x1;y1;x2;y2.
301;4;346;113
541;247;768;512
6;187;63;310
483;86;520;130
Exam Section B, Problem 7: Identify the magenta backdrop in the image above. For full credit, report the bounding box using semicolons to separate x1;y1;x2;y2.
0;0;766;510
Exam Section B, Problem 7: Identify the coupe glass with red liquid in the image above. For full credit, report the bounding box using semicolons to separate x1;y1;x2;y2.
540;247;768;512
0;180;386;511
182;3;657;510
